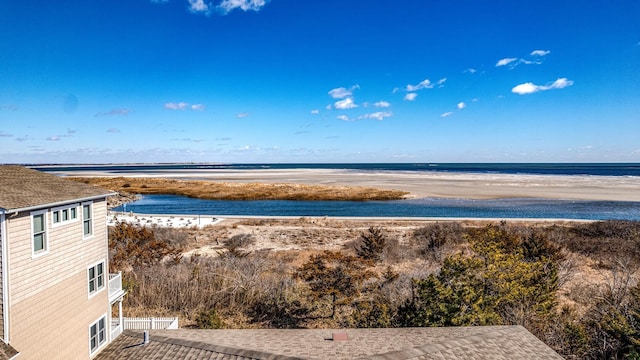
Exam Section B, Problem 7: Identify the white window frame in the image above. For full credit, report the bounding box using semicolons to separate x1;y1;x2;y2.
87;260;106;298
82;201;94;239
51;203;79;228
89;314;108;355
31;209;49;258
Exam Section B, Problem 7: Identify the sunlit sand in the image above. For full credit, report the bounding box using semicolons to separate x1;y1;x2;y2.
56;168;640;202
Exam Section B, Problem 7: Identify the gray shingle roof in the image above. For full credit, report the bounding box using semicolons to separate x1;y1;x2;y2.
0;165;112;212
95;326;563;360
0;341;19;360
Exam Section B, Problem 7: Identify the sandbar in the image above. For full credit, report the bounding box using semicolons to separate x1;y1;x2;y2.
53;168;640;202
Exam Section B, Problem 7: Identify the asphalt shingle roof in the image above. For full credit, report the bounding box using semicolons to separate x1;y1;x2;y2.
0;165;111;211
0;341;19;360
96;326;563;360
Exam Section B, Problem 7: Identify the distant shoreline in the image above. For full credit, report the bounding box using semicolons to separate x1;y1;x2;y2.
56;167;640;202
32;162;640;177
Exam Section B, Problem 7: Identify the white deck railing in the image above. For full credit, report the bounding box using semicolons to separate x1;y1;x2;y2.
122;317;179;330
108;272;126;304
111;319;123;340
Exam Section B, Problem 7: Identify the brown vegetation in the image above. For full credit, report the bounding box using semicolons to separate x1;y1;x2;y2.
69;177;409;201
109;218;640;359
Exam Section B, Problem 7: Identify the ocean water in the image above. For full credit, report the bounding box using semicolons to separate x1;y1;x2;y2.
34;162;640;177
113;195;640;221
37;163;640;220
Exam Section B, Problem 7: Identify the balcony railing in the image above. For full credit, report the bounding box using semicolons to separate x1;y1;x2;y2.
108;272;126;304
111;319;123;340
122;317;179;330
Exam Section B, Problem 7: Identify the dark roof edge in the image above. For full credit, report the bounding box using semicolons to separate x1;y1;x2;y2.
1;193;115;214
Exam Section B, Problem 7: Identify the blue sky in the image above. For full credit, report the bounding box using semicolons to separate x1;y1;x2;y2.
1;0;639;164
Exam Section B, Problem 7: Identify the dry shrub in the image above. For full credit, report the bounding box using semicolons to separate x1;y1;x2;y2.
125;254;277;321
223;233;255;250
559;221;640;263
153;226;190;249
411;222;465;260
109;222;182;270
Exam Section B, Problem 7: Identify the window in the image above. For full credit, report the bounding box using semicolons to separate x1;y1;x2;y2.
31;210;48;256
52;203;78;227
88;262;105;296
89;316;107;354
82;202;92;237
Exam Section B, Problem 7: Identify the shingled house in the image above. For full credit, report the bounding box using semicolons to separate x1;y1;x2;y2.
0;166;125;359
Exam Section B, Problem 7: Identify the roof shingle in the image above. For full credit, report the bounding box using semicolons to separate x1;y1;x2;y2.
0;165;112;211
96;326;563;360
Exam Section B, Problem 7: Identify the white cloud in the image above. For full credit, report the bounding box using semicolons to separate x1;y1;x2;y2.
498;52;547;68
236;112;250;118
218;0;268;13
512;77;574;95
106;128;121;133
325;104;332;110
406;79;433;91
404;93;418;101
311;109;320;114
549;78;573;89
358;111;392;121
472;98;479;102
328;87;351;99
465;68;477;74
165;102;189;110
238;145;259;152
496;58;518;67
437;78;447;86
511;83;539;95
188;0;210;13
328;85;359;99
334;97;357;110
519;59;542;65
440;111;453;118
457;102;466;110
94;108;132;117
47;135;60;141
530;49;551;56
373;101;390;108
336;115;351;121
165;102;205;111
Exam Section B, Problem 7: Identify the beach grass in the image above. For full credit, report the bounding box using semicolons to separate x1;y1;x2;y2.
69;177;409;201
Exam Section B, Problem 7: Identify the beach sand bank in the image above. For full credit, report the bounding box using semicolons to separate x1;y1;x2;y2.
55;168;640;202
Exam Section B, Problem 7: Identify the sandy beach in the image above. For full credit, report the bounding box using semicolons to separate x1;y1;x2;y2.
55;168;640;202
